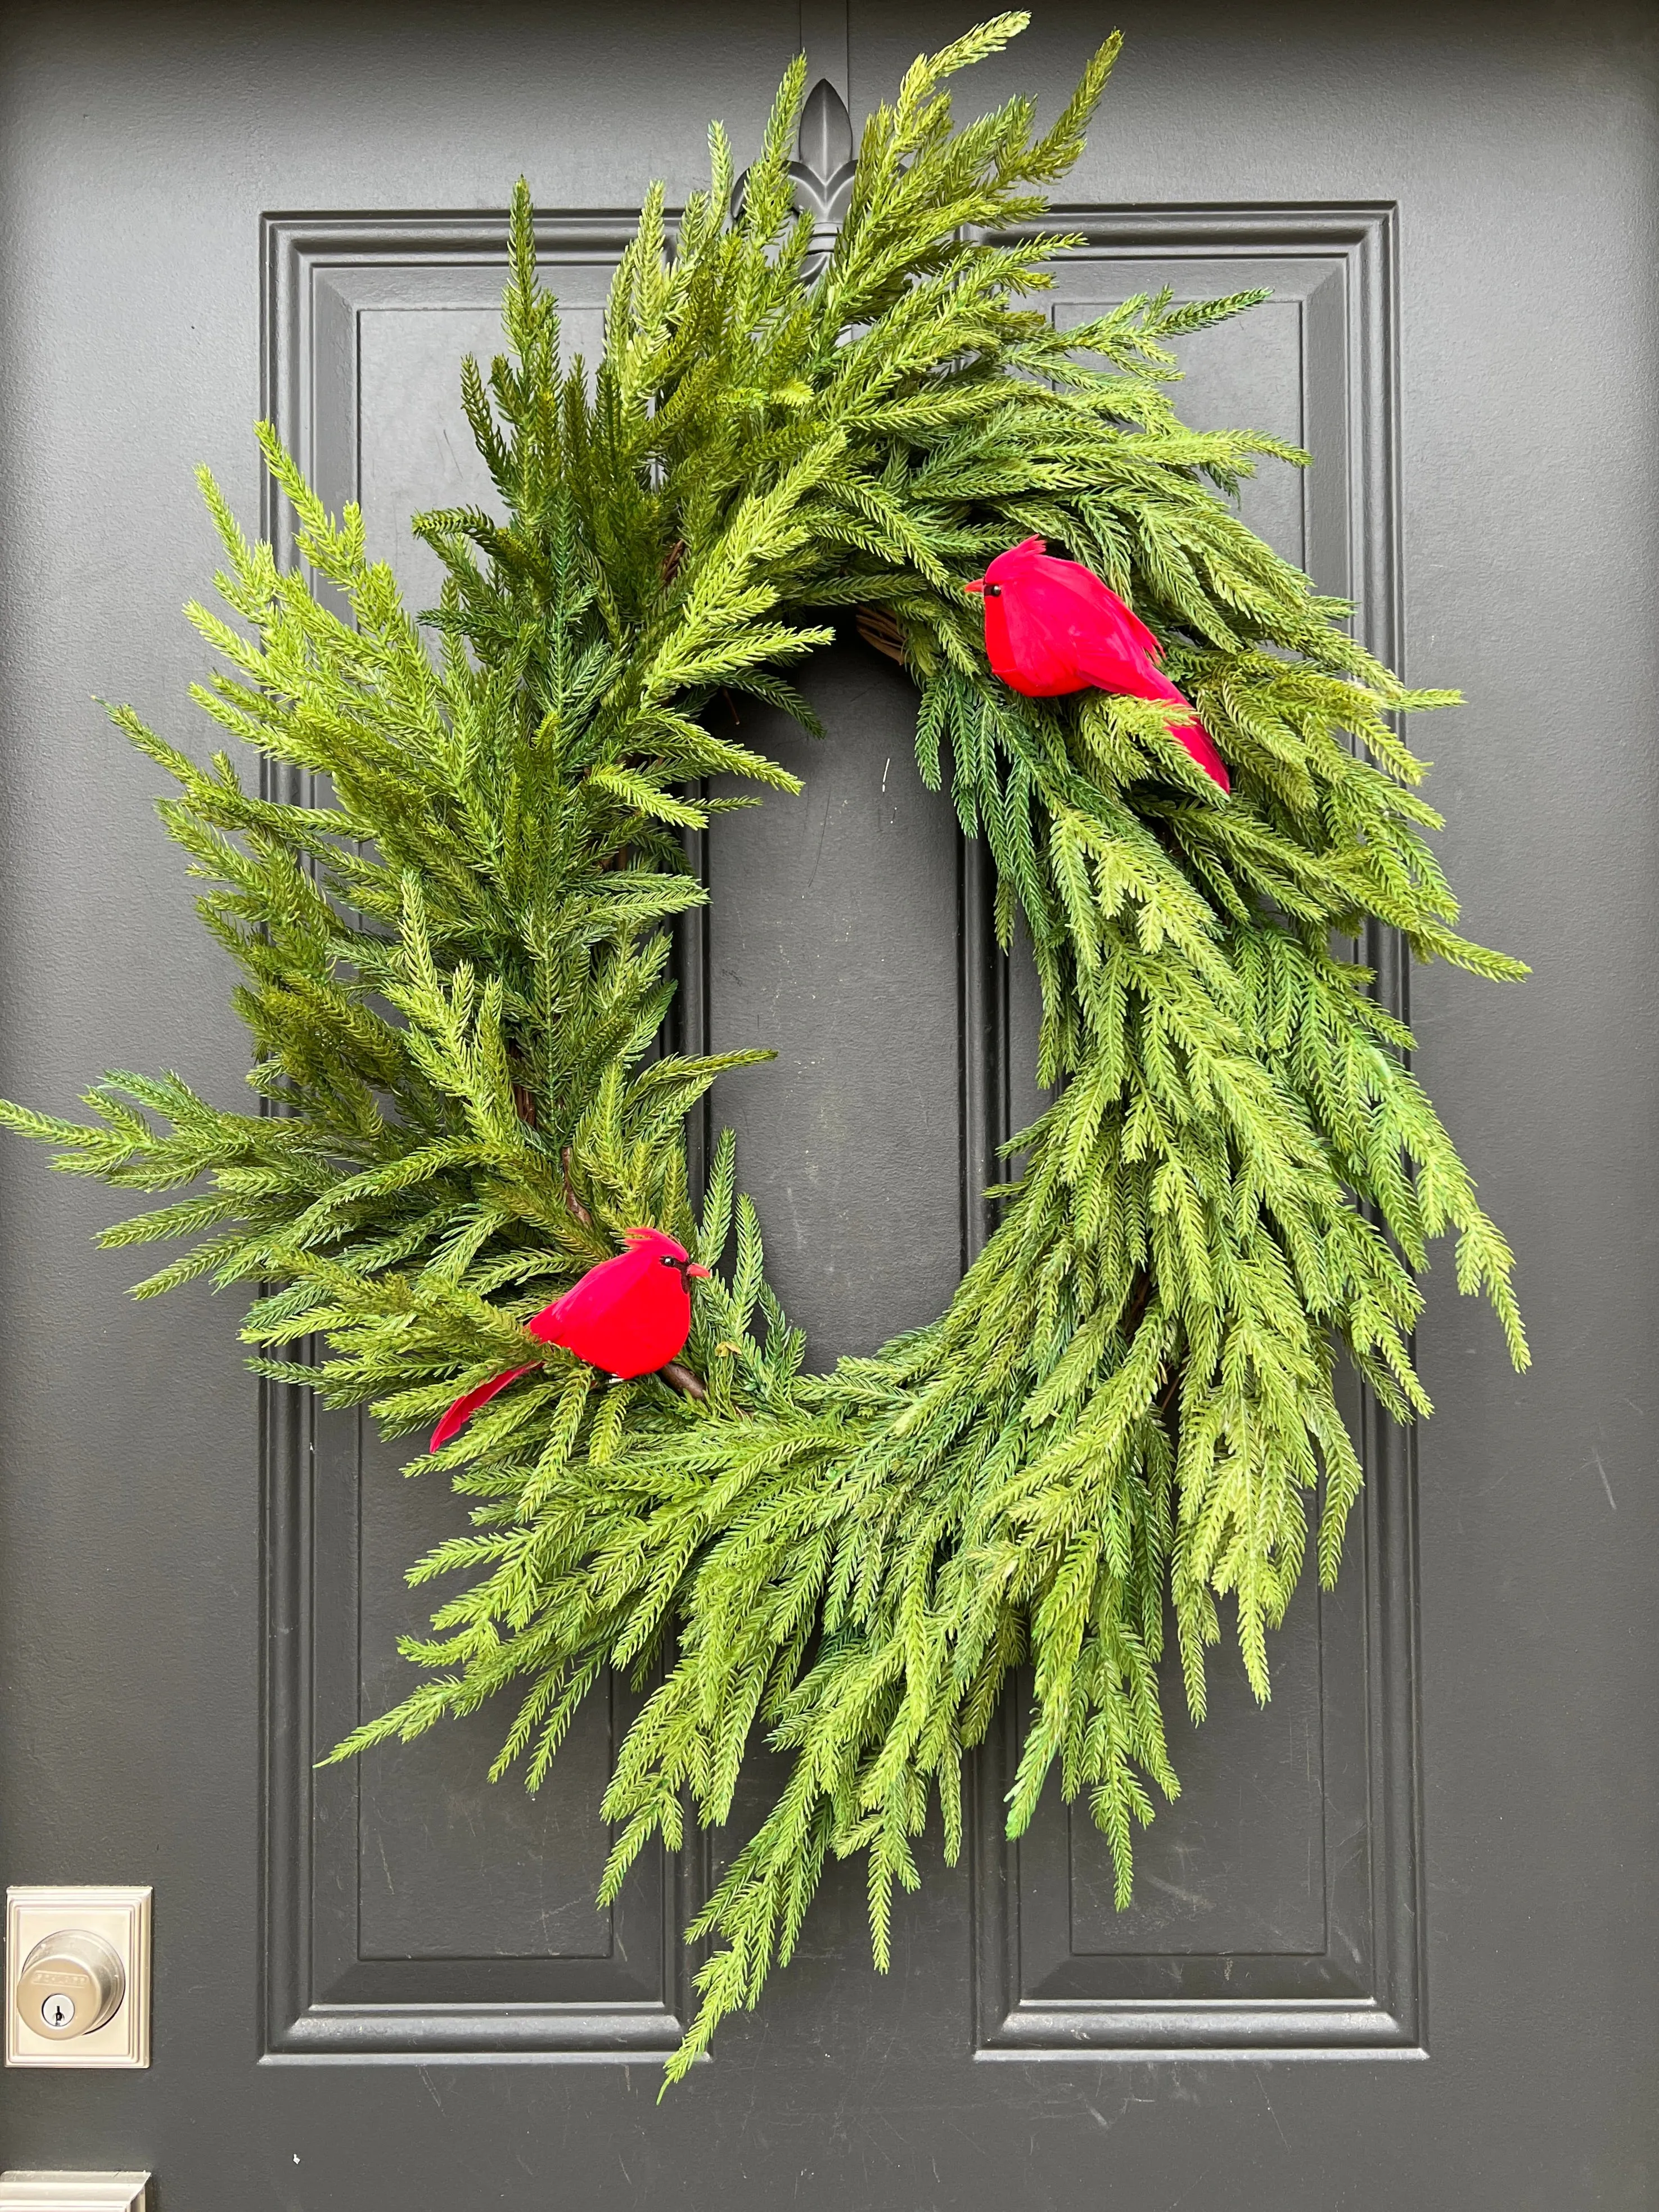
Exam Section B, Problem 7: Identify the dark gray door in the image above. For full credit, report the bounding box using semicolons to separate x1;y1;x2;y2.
1;3;1653;2205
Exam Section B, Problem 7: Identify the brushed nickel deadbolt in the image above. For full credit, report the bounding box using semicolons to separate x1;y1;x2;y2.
5;1889;150;2068
16;1931;125;2041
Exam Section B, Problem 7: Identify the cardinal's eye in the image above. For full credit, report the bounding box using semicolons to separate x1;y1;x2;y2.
661;1254;674;1265
986;584;1002;597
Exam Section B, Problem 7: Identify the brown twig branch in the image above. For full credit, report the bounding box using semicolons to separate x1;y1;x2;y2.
661;1360;707;1402
855;605;907;666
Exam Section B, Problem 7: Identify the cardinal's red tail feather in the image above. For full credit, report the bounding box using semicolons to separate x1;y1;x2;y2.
1169;712;1230;793
430;1364;535;1452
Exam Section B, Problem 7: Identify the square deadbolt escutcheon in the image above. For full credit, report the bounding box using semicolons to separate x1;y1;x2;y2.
5;1888;151;2068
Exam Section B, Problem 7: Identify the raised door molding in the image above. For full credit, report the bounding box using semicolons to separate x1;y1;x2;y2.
258;201;1420;2064
973;204;1424;2060
261;214;699;2058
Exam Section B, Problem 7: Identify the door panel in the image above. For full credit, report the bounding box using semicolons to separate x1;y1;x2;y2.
1;4;1653;2207
979;209;1419;2058
263;213;696;2061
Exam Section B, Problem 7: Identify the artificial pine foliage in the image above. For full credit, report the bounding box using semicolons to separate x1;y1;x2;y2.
2;16;1526;2078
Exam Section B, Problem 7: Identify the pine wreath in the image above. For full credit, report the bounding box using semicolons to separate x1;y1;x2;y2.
2;16;1527;2079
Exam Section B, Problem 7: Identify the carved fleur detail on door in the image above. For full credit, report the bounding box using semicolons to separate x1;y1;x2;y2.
733;76;856;280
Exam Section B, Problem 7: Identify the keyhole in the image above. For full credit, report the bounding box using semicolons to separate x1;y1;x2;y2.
42;1992;75;2029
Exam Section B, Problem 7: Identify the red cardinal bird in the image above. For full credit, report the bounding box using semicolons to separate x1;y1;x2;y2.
965;538;1229;793
430;1227;711;1451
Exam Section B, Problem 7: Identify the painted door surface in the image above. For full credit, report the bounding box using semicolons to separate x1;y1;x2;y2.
0;3;1653;2205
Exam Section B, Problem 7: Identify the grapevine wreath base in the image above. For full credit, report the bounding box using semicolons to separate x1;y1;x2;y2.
2;16;1525;2077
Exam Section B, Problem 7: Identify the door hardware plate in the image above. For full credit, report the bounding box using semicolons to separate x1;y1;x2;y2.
5;1889;151;2069
0;2179;148;2211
